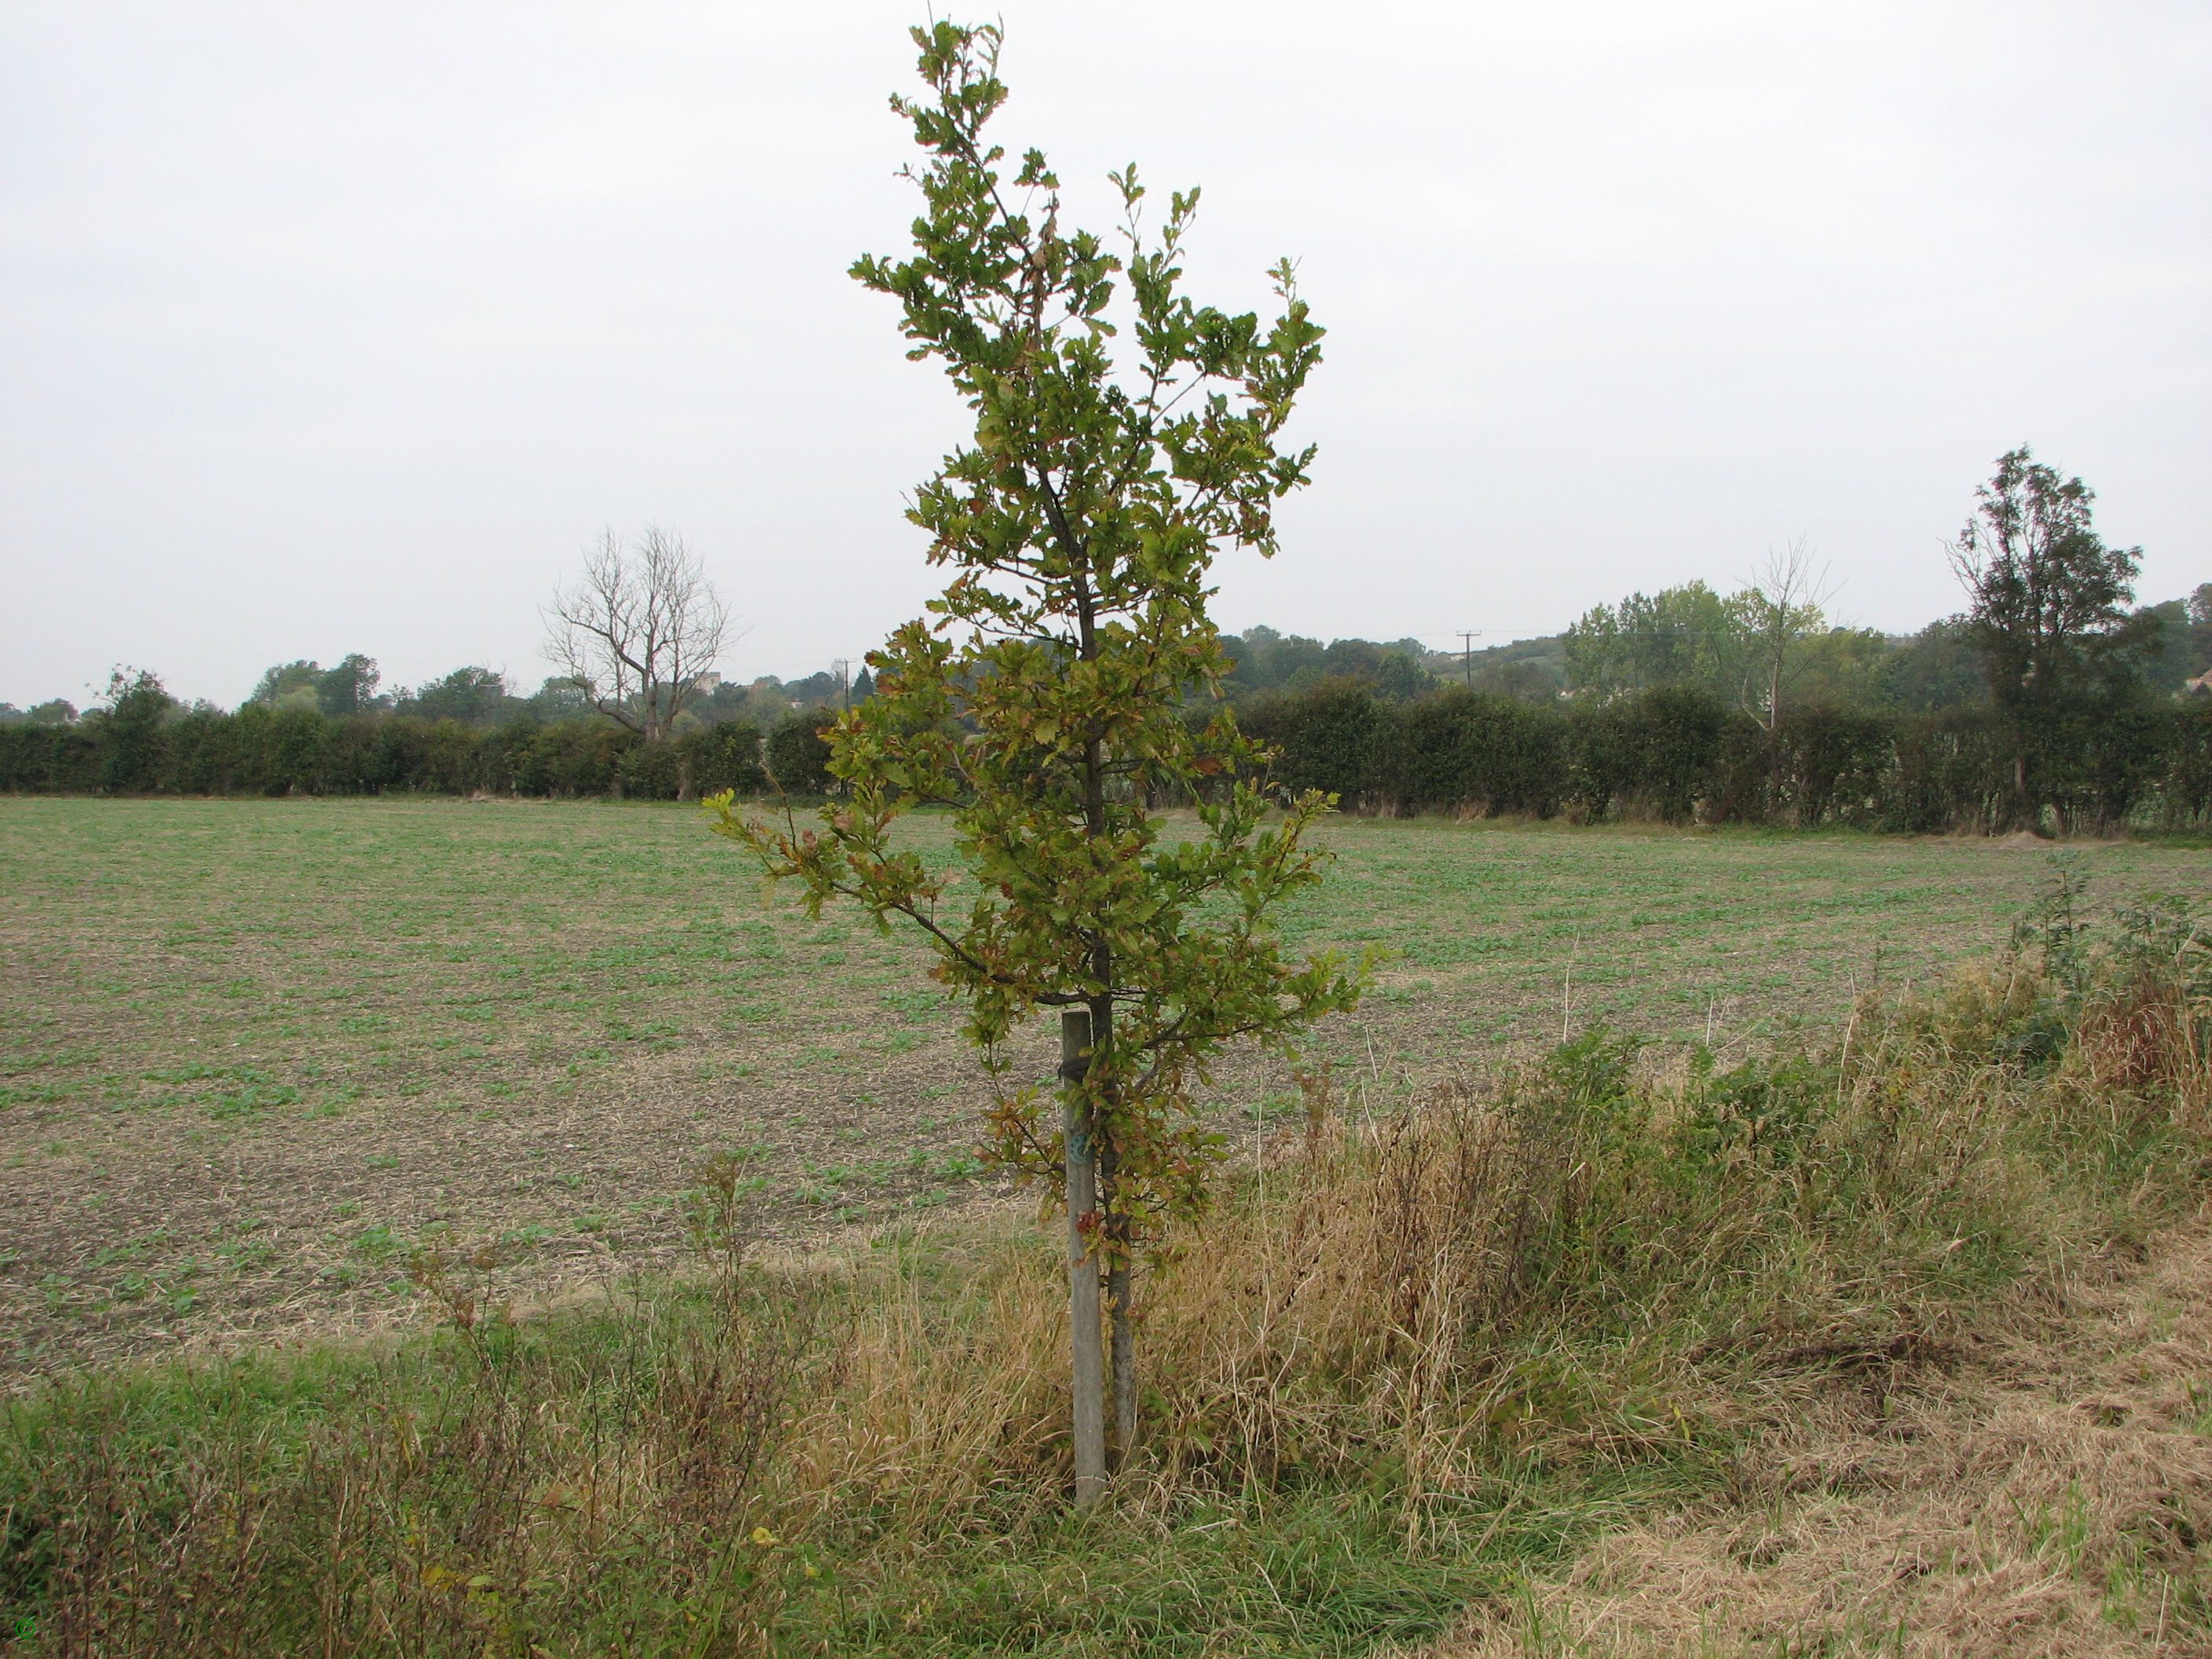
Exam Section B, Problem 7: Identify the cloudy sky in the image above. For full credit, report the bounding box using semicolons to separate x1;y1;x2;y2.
2;2;2206;709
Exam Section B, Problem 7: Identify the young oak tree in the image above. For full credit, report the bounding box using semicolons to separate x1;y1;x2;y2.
709;20;1366;1507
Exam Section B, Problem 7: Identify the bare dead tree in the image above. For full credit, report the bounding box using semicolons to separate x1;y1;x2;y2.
1736;535;1839;731
544;526;734;745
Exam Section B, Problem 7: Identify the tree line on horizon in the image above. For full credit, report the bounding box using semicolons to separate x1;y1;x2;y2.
1220;581;2210;716
0;655;876;735
8;575;2200;737
3;449;2207;829
1236;452;2212;833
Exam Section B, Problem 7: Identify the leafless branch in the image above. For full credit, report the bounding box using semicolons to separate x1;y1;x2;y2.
544;526;738;742
1738;534;1840;731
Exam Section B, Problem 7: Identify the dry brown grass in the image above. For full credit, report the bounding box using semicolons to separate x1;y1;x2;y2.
778;939;2212;1546
1427;944;2212;1658
1430;1213;2212;1658
764;1079;1591;1537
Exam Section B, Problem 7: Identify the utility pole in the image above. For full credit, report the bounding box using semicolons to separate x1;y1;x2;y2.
1459;631;1476;690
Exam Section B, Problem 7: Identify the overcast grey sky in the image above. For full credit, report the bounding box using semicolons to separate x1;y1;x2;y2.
2;2;2206;708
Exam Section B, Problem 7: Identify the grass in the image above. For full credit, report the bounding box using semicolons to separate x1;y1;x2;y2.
1450;1214;2212;1656
3;886;2208;1654
5;797;2212;1378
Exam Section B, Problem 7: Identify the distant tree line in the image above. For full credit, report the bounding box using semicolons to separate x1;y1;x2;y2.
1234;451;2211;833
1219;573;2207;723
4;452;2204;830
1216;628;1436;701
0;523;862;801
0;659;872;739
0;665;844;802
5;634;2203;832
1218;592;2203;722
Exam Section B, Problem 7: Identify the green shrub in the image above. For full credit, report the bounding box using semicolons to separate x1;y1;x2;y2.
2165;703;2212;829
1242;677;1383;804
1770;705;1893;827
764;711;833;797
0;725;98;792
92;672;174;793
1387;688;1565;816
680;720;766;797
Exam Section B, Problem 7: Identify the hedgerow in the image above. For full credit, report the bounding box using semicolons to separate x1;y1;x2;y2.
1240;682;2212;833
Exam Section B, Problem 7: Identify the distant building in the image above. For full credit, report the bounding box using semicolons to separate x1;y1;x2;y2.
2186;672;2212;698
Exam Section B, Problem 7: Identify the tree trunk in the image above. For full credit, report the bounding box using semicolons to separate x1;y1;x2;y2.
1057;517;1136;1487
1098;1125;1137;1463
1108;1250;1136;1462
1060;1009;1107;1508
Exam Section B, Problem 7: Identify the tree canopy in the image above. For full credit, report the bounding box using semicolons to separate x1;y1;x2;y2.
1950;445;2150;819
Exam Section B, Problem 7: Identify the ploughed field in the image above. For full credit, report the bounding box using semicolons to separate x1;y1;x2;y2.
5;797;2207;1379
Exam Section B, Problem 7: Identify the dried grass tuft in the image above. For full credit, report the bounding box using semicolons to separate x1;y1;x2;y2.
1435;1218;2212;1657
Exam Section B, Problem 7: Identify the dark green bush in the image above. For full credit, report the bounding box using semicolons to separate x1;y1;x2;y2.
1771;706;1893;828
0;725;99;792
1220;679;2200;835
93;672;174;793
765;712;834;797
2164;704;2212;830
1621;685;1735;822
681;721;767;798
1242;678;1383;805
1386;690;1566;816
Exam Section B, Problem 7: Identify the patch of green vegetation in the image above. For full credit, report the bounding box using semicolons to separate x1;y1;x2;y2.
0;1082;76;1108
349;1223;403;1263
